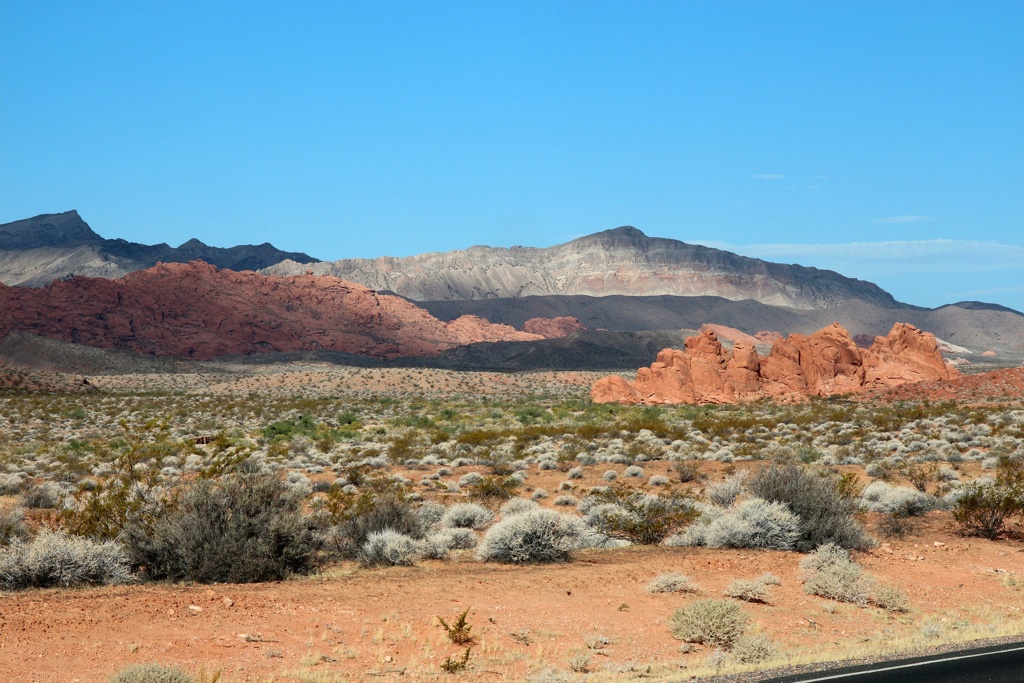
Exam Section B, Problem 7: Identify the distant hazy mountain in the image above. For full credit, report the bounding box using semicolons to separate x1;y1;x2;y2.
262;226;902;310
0;210;317;286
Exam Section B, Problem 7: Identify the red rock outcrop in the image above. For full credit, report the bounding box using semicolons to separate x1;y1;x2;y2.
0;262;542;360
591;322;959;404
522;316;587;338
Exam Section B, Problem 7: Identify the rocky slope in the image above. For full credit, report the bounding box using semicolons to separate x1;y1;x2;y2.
0;262;542;359
592;322;958;404
0;211;316;286
420;294;1024;357
263;226;901;310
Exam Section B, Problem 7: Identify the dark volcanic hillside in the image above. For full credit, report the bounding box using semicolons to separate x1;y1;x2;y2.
263;226;901;310
0;211;317;286
0;262;542;359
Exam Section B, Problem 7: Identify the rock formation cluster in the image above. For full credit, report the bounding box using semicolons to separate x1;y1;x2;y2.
0;261;544;360
591;322;958;404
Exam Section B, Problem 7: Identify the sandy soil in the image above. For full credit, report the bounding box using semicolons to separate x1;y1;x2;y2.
1;512;1022;683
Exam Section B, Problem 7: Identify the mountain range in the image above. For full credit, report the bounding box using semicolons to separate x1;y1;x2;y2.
1;210;1022;365
0;210;315;286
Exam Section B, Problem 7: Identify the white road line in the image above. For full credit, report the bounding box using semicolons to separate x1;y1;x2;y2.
785;644;1024;682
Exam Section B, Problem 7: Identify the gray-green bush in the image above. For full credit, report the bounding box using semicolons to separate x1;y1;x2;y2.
748;465;871;551
106;663;195;683
126;473;320;583
477;509;583;564
0;529;132;590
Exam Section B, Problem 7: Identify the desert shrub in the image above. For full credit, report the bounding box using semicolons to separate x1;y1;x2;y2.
649;475;670;487
585;485;697;545
553;494;577;507
441;503;494;530
107;663;195;683
748;465;871;551
800;543;872;606
499;498;538;517
952;460;1024;539
126;474;320;583
731;634;778;664
477;509;583;564
603;470;618;481
724;573;781;603
873;584;910;613
20;482;65;509
359;529;423;567
673;460;705;483
416;501;447;529
695;498;800;551
0;507;27;544
860;481;935;515
625;465;644;478
668;598;749;649
567;466;584;480
425;527;477;557
647;572;699;594
707;472;747;508
0;529;132;590
325;489;424;558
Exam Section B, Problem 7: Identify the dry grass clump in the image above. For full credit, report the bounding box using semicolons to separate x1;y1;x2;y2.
724;572;781;603
106;663;195;683
668;598;749;649
647;572;700;594
800;543;871;606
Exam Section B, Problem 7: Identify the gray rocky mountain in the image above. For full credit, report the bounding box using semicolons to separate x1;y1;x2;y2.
0;211;316;286
262;226;901;310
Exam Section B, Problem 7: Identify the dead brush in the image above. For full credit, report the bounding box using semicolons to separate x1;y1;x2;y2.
438;607;474;645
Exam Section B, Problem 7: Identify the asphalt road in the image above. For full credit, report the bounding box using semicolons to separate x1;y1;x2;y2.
763;642;1024;683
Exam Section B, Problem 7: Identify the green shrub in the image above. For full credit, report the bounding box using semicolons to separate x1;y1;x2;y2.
748;465;871;551
126;474;320;583
325;488;424;559
585;485;697;545
477;509;583;564
107;663;195;683
668;598;749;649
0;529;132;590
952;460;1024;539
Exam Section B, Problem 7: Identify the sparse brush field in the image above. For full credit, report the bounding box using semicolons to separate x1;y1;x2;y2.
1;364;1023;682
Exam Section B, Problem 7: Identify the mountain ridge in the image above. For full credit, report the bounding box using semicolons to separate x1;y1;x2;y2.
262;225;903;310
0;211;317;285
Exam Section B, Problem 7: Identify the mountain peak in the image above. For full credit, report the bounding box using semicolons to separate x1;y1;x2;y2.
597;226;647;238
0;210;102;249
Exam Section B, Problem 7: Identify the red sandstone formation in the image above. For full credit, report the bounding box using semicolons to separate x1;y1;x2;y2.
0;262;543;360
522;316;587;338
591;322;959;404
698;324;782;348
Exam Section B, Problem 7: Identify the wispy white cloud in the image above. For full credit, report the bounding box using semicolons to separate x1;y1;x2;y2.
873;215;933;224
753;173;785;180
691;239;1024;274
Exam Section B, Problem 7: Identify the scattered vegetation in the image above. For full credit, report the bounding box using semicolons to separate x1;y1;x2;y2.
668;598;749;649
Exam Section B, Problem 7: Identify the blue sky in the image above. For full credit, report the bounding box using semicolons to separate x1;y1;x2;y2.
2;2;1022;309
